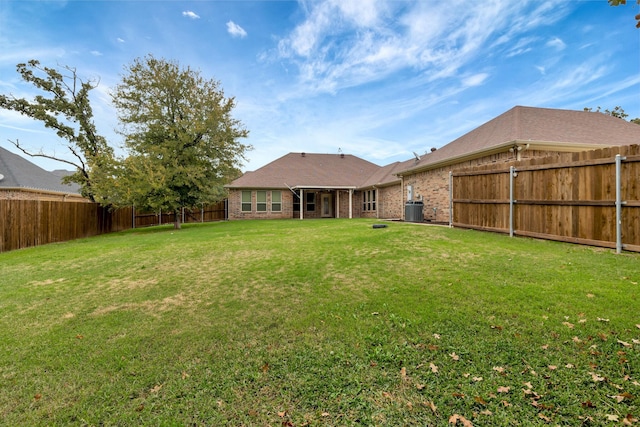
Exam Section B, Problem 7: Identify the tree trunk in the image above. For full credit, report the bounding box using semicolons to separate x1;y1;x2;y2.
174;209;181;229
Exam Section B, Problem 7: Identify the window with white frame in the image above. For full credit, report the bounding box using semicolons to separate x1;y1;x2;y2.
271;191;282;212
306;192;316;211
363;189;377;211
256;191;267;212
241;191;251;212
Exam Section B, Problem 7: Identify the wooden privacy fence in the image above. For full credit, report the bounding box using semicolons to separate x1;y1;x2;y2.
0;200;227;253
451;145;640;253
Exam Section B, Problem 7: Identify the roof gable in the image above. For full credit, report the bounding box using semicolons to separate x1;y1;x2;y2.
227;152;381;189
0;146;80;194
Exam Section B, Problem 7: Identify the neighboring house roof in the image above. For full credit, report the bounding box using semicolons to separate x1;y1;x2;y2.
0;146;81;194
226;152;381;189
397;106;640;175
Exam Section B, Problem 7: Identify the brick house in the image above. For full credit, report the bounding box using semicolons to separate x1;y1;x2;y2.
396;106;640;222
226;106;640;222
0;146;86;202
226;152;399;220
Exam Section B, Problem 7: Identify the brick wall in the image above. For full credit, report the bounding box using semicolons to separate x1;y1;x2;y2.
0;189;88;203
401;149;556;222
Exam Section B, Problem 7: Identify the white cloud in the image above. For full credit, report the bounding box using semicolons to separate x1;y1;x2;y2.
182;11;200;19
462;73;489;88
226;21;247;38
117;38;125;43
90;50;103;56
273;1;572;97
546;37;566;50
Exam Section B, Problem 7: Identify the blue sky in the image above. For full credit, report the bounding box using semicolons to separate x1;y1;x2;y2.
0;0;639;172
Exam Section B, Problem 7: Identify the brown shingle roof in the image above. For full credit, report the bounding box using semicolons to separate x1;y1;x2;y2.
398;106;640;175
226;152;381;189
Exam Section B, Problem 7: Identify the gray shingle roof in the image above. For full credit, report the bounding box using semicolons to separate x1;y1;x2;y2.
0;146;81;194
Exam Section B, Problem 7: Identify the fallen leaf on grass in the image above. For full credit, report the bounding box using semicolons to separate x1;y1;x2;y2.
433;333;441;339
34;393;42;401
607;414;619;422
586;293;595;298
400;367;408;380
589;372;606;382
581;400;595;408
429;363;439;373
539;413;551;422
321;412;330;417
450;352;460;361
497;386;510;393
618;340;632;348
75;334;83;339
610;392;634;403
548;365;557;370
181;371;189;379
624;414;638;425
480;409;492;416
636;324;640;329
492;366;505;373
150;384;163;393
573;336;582;343
449;414;473;426
474;396;487;405
562;321;574;329
472;376;483;382
597;317;610;322
278;411;287;417
424;400;437;413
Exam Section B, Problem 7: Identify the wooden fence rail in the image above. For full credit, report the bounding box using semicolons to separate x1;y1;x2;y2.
0;201;227;253
451;144;640;253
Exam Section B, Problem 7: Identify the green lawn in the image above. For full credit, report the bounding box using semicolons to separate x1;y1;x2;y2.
0;219;638;426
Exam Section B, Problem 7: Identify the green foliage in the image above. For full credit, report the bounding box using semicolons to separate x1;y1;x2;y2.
0;60;115;203
111;56;250;226
1;219;638;425
584;106;640;124
608;0;640;27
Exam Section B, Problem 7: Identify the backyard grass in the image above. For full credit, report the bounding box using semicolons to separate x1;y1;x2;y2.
0;218;639;426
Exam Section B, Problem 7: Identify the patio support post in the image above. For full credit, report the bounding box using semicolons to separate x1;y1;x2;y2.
349;189;353;219
300;189;304;220
336;190;340;218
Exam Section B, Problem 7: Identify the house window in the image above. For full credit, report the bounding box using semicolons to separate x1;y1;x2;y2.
241;191;251;212
293;191;300;212
306;192;316;211
271;191;282;212
256;191;267;212
363;189;377;212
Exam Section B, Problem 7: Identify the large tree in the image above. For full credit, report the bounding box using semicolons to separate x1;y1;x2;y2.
0;60;114;202
112;55;250;229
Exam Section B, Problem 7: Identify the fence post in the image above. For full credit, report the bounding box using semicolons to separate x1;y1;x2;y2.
448;171;453;227
509;166;516;237
616;154;624;254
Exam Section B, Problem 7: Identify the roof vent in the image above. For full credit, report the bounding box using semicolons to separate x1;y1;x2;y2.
430;147;437;152
340;153;344;158
301;152;305;157
0;173;4;181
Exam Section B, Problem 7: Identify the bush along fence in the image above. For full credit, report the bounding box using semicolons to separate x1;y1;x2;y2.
0;200;227;253
450;144;640;253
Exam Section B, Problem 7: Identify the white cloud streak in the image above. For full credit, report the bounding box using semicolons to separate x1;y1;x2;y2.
182;11;200;20
226;21;247;38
